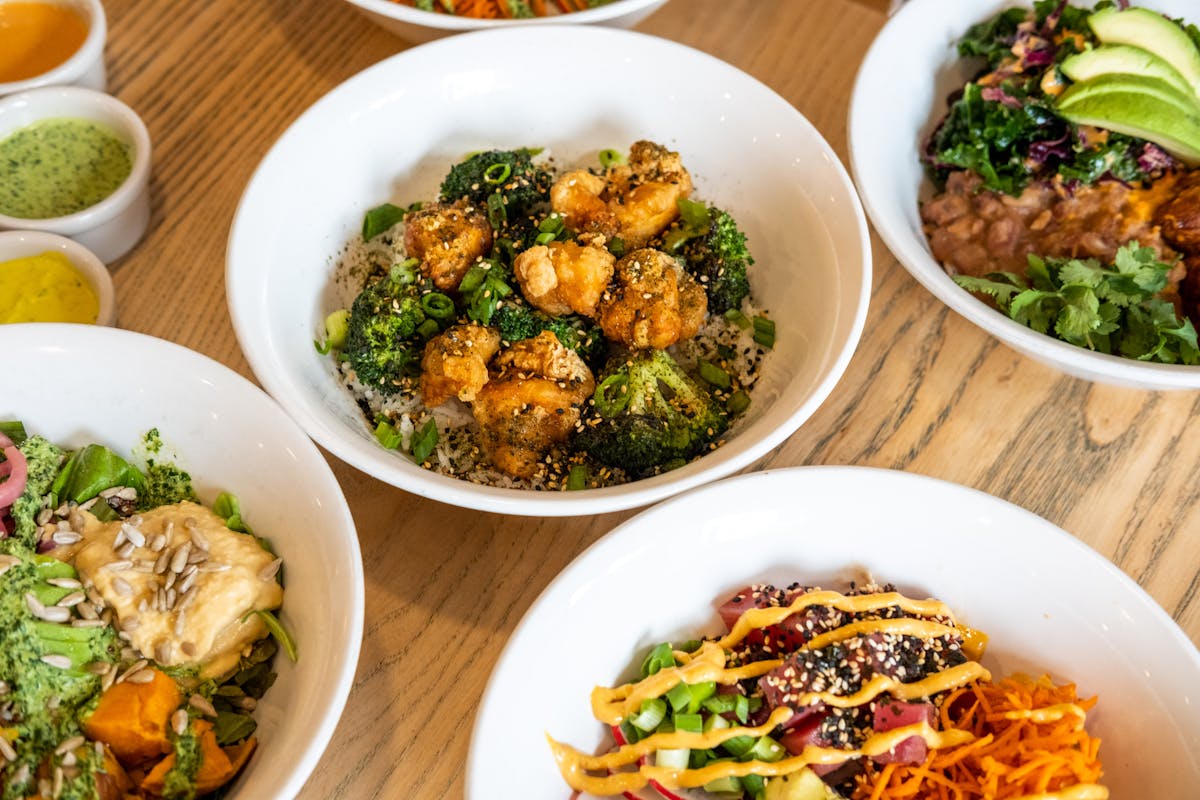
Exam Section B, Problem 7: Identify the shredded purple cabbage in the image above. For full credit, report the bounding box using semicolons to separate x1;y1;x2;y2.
981;86;1023;109
1028;132;1072;165
1138;142;1178;173
1042;0;1068;32
1024;47;1055;67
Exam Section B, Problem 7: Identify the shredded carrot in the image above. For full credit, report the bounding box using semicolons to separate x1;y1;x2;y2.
851;675;1105;799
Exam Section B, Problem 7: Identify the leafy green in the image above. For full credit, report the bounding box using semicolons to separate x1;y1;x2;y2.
50;444;146;504
213;711;257;747
954;244;1199;364
458;259;513;325
1058;133;1149;185
361;202;407;241
243;609;297;662
213;491;251;533
0;420;27;445
957;7;1026;67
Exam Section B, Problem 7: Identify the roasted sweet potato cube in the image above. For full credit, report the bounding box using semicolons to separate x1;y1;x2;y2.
140;720;250;797
82;669;182;764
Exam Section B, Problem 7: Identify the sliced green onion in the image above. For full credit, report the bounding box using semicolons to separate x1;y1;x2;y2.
703;713;730;733
678;639;703;653
619;720;641;744
640;642;675;678
375;420;402;450
313;338;333;355
213;492;251;533
362;202;406;241
721;734;755;758
687;681;717;713
421;292;455;321
743;736;785;763
411;419;438;464
608;236;626;258
724;308;751;329
242;610;297;662
486;193;507;228
391;258;421;285
629;697;667;732
566;465;588;491
315;308;350;355
483;162;512;184
702;775;742;793
747;696;763;713
727;390;751;415
417;319;440;340
740;774;766;796
598;148;626;169
666;681;692;713
655;748;690;770
735;694;750;724
593;374;631;417
538;214;566;235
0;421;27;445
534;232;556;245
458;264;487;294
674;713;703;734
752;316;776;349
690;749;716;770
698;359;731;390
701;694;737;715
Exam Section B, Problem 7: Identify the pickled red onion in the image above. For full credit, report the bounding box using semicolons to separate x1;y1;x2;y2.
0;432;27;510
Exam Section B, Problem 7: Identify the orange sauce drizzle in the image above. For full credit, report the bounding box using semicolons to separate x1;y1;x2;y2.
0;2;89;83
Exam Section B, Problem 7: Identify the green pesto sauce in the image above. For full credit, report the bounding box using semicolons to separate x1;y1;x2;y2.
0;118;133;219
144;426;164;454
11;436;63;547
163;720;202;800
140;460;199;509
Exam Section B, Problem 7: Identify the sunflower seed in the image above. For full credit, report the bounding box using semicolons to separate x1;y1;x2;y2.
46;577;81;589
178;571;197;595
238;696;258;711
174;610;188;637
0;735;15;762
187;548;208;565
101;664;116;692
46;695;61;710
60;751;76;768
181;641;197;658
0;681;7;695
155;641;172;663
117;660;147;684
138;598;148;613
171;708;189;736
153;549;170;574
112;528;126;549
79;497;99;512
41;654;72;669
54;736;84;756
121;616;140;632
38;777;50;797
115;542;135;559
99;487;120;499
150;533;167;552
52;766;63;797
198;562;230;573
189;526;210;551
123;524;145;548
115;487;137;501
53;502;69;517
52;531;82;546
103;560;133;572
178;586;198;611
127;514;143;527
170;543;190;574
0;555;20;576
36;508;53;526
188;694;216;717
24;592;46;615
85;661;110;675
112;578;133;597
165;588;177;610
126;670;154;685
57;592;85;607
36;606;71;623
259;558;282;581
163;571;178;592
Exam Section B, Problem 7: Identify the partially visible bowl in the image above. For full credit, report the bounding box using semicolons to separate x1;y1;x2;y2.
227;26;871;517
468;467;1200;798
0;0;107;96
850;0;1200;389
1;324;364;800
0;86;151;263
345;0;667;42
0;230;115;326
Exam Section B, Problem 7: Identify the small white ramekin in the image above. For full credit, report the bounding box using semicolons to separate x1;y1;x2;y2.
0;0;108;96
0;86;151;263
0;230;116;326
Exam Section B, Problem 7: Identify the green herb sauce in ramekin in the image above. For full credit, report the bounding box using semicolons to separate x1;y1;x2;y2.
0;118;133;219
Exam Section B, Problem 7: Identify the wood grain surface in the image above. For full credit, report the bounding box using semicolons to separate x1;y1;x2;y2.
93;0;1200;796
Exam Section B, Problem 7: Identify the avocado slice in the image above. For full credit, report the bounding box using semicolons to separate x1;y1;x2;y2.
1062;44;1193;97
1089;7;1200;98
1058;75;1200;164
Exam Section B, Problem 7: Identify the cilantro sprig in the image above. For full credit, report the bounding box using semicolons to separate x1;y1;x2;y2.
954;243;1200;365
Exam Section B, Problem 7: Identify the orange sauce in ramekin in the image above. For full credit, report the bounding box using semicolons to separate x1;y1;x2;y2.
0;2;89;83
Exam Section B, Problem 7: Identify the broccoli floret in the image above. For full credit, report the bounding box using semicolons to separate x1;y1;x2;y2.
439;149;552;231
492;303;606;367
575;349;729;476
670;200;753;314
342;271;429;394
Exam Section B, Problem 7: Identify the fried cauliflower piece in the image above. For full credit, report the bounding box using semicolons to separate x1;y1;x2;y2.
597;248;707;349
512;237;616;318
404;199;493;291
607;140;694;248
420;324;502;407
471;331;595;478
549;140;693;249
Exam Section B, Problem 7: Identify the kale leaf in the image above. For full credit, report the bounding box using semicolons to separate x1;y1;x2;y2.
958;7;1027;68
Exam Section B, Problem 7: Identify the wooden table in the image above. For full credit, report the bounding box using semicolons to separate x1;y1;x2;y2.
101;0;1199;796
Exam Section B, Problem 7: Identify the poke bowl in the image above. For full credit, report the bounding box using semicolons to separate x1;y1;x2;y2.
0;324;364;800
468;467;1200;799
226;26;871;516
850;0;1200;388
343;0;668;43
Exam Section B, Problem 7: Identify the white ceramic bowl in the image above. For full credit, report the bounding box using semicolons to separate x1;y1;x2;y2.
0;86;151;263
468;467;1200;798
227;26;871;517
0;230;115;325
850;0;1200;389
1;324;364;800
0;0;107;96
345;0;666;42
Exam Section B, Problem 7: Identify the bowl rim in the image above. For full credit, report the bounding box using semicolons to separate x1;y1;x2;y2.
466;464;1200;797
0;230;116;325
848;0;1200;389
226;24;873;516
344;0;665;30
0;322;366;800
0;0;107;95
0;85;152;233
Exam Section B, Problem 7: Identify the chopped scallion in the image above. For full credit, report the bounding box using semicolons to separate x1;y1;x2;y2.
698;359;731;389
724;308;751;329
486;193;507;228
534;232;556;245
315;308;350;355
744;736;785;763
673;713;703;734
629;697;667;732
411;419;438;464
655;748;690;770
666;681;692;713
417;319;440;340
598;148;626;169
566;465;588;491
640;642;675;678
593;373;631;417
483;162;512;184
0;421;27;445
375;420;402;450
361;202;406;241
735;694;750;724
752;316;775;348
242;609;297;662
609;236;626;258
686;681;717;713
727;390;751;415
420;292;455;321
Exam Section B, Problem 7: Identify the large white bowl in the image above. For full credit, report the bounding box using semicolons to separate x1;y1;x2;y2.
1;324;364;800
468;467;1200;798
227;26;871;517
344;0;667;42
850;0;1200;389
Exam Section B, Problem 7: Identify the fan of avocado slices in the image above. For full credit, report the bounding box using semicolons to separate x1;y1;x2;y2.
1056;5;1200;164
